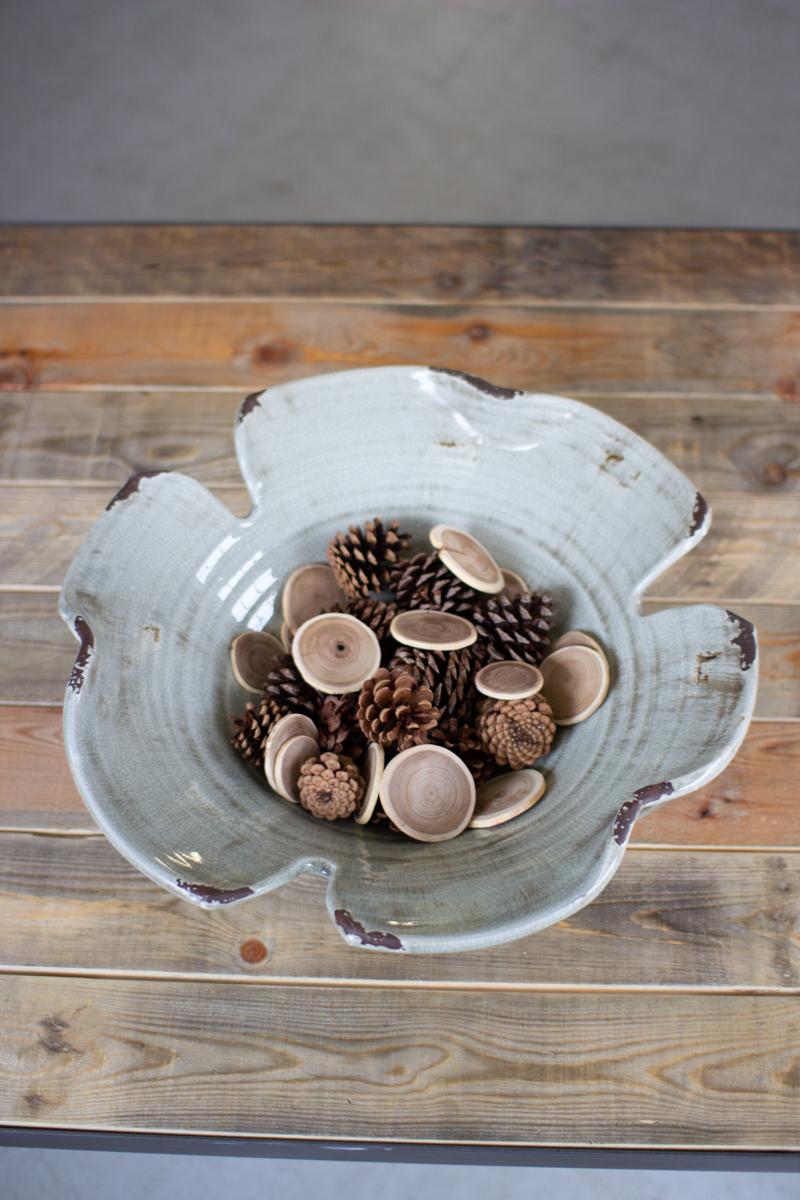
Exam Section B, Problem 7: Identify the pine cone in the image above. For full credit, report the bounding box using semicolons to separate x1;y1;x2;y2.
342;596;398;643
357;667;439;750
327;518;410;599
478;695;556;769
317;693;364;758
298;752;364;820
230;696;285;767
390;646;475;729
388;551;477;616
472;592;554;665
263;655;321;720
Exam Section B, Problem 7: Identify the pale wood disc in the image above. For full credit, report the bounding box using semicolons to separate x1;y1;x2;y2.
292;613;381;694
469;769;546;829
230;630;285;693
273;734;320;803
431;526;503;594
354;741;385;825
282;562;343;634
550;629;607;660
379;744;476;842
474;660;544;700
264;712;318;793
390;609;477;651
499;568;529;599
540;645;610;726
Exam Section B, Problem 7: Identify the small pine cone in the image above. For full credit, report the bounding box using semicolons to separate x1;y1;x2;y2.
263;655;321;720
327;518;410;599
472;592;554;665
357;667;439;750
317;693;364;758
298;752;364;820
478;695;556;769
389;645;476;729
230;696;284;767
388;551;477;616
458;728;496;786
342;597;398;643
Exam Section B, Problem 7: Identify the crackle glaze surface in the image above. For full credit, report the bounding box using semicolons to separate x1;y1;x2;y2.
60;367;758;953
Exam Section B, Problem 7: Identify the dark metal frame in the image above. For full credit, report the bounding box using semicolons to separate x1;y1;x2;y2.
0;1129;798;1171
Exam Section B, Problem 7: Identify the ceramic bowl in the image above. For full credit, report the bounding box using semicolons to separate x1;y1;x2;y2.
60;367;758;954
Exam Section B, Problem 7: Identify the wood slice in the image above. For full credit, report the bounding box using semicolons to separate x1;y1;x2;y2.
550;629;607;660
474;660;544;700
264;713;318;794
292;613;381;694
499;568;529;599
379;744;476;842
354;742;385;825
540;645;610;726
273;734;320;804
282;563;343;634
469;769;546;829
390;609;477;651
431;526;503;594
230;630;285;693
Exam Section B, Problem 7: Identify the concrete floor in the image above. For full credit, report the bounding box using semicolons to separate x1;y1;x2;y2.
1;0;798;225
2;0;799;1194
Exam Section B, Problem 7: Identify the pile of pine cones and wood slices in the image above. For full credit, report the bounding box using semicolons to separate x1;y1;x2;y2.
230;519;610;841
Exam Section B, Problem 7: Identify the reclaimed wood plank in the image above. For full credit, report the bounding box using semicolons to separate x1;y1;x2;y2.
1;594;796;715
0;301;797;397
1;226;799;305
1;481;799;601
2;390;798;495
2;975;799;1146
0;835;797;988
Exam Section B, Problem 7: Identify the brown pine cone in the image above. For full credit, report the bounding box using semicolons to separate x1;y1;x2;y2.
262;655;321;720
342;596;398;643
317;693;364;758
357;667;439;750
298;752;364;820
449;724;495;785
478;695;556;769
327;518;410;599
230;696;285;767
388;551;477;616
390;645;475;729
472;591;554;665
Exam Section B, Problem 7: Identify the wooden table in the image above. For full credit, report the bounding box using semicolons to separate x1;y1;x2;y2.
1;226;799;1169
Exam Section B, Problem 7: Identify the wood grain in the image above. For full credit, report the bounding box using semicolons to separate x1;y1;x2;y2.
0;834;798;988
1;482;799;603
3;390;798;494
2;974;799;1145
1;301;797;396
1;226;799;305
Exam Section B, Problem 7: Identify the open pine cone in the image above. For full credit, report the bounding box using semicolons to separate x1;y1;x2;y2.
342;596;398;643
357;667;439;750
327;518;410;599
472;592;554;665
230;696;285;767
478;695;556;769
389;645;475;731
298;752;364;820
388;551;477;616
317;693;364;758
262;655;321;720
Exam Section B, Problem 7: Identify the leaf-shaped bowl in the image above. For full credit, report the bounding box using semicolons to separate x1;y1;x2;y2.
60;367;757;954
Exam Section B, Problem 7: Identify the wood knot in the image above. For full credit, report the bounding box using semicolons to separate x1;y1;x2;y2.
435;271;462;294
758;461;788;487
776;377;799;403
0;349;39;391
466;322;491;343
240;938;268;964
252;339;295;366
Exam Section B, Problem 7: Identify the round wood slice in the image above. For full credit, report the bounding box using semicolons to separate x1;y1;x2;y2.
379;744;476;842
273;733;319;803
550;629;606;660
282;563;343;634
354;741;385;825
469;769;546;829
540;645;610;726
499;568;529;599
264;712;318;793
230;630;285;693
390;609;477;651
474;660;543;700
431;526;503;593
292;612;381;694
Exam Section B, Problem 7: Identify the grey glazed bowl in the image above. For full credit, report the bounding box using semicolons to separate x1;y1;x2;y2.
60;366;758;954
